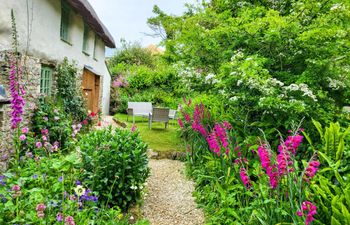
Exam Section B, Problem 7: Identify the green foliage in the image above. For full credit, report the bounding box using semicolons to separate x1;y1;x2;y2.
305;121;350;224
0;151;143;224
311;175;350;225
109;40;156;70
79;127;149;210
56;58;87;121
310;120;350;182
108;42;184;113
150;0;350;141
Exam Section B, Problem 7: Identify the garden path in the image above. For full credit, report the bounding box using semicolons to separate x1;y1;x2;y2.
100;115;204;224
142;159;205;225
98;115;118;129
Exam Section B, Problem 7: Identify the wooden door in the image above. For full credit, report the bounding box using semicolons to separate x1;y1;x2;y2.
82;69;100;113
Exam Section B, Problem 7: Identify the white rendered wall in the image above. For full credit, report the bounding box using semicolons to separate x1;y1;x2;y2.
0;0;111;114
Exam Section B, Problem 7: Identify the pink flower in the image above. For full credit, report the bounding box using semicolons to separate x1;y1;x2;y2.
182;97;192;106
258;145;270;170
8;54;26;129
239;168;251;188
42;135;47;141
276;134;302;176
297;201;317;225
184;113;191;122
11;185;20;192
258;145;279;189
11;184;22;198
56;212;63;222
36;142;42;148
192;122;207;137
65;215;75;225
280;134;303;155
19;134;26;141
222;121;232;130
178;118;184;128
21;127;29;134
41;128;49;135
131;124;137;132
206;133;221;154
303;160;320;183
206;123;230;155
277;150;293;176
36;203;46;211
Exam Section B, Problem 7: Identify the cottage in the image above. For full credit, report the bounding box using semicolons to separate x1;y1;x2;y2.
0;0;115;170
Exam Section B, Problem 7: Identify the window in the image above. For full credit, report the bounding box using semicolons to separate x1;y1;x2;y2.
60;0;70;42
83;23;89;54
40;66;53;95
93;34;98;60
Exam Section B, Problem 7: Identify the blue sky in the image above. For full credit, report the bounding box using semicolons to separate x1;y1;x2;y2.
88;0;198;56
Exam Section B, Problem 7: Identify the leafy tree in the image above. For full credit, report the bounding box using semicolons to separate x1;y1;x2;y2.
149;0;350;138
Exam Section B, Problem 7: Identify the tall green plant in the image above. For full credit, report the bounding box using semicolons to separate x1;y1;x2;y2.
308;120;350;182
305;121;350;224
79;127;149;210
56;58;86;121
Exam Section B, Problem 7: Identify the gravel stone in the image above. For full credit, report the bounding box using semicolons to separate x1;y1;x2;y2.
142;159;205;225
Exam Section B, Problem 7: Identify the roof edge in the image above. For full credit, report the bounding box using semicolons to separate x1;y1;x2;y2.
66;0;116;48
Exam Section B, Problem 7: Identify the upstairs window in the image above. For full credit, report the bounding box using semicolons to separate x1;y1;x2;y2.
83;23;90;54
60;0;70;42
40;66;53;95
93;34;98;60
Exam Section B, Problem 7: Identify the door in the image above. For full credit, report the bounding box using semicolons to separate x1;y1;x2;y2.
82;69;100;113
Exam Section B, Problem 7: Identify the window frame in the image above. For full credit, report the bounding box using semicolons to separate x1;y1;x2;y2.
60;0;70;43
93;34;98;60
40;66;53;95
82;23;90;55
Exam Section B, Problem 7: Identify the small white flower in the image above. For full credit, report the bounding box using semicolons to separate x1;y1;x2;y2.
74;185;86;197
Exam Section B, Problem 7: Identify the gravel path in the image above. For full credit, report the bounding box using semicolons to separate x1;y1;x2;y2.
142;159;205;225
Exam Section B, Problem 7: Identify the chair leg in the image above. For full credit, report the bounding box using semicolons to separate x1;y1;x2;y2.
165;122;168;129
149;120;151;129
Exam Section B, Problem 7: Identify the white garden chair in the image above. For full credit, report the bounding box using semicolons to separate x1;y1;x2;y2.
127;102;153;123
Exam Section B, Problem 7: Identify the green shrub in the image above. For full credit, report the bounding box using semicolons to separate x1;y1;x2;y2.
56;58;87;121
79;127;149;210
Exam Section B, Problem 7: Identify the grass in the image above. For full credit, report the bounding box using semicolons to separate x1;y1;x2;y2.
113;113;185;152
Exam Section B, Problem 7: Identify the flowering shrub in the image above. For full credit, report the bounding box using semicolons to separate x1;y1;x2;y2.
79;127;149;210
31;98;73;152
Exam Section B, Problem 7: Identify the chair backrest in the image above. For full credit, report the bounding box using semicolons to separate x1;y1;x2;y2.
169;109;177;119
152;108;170;122
127;102;152;115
